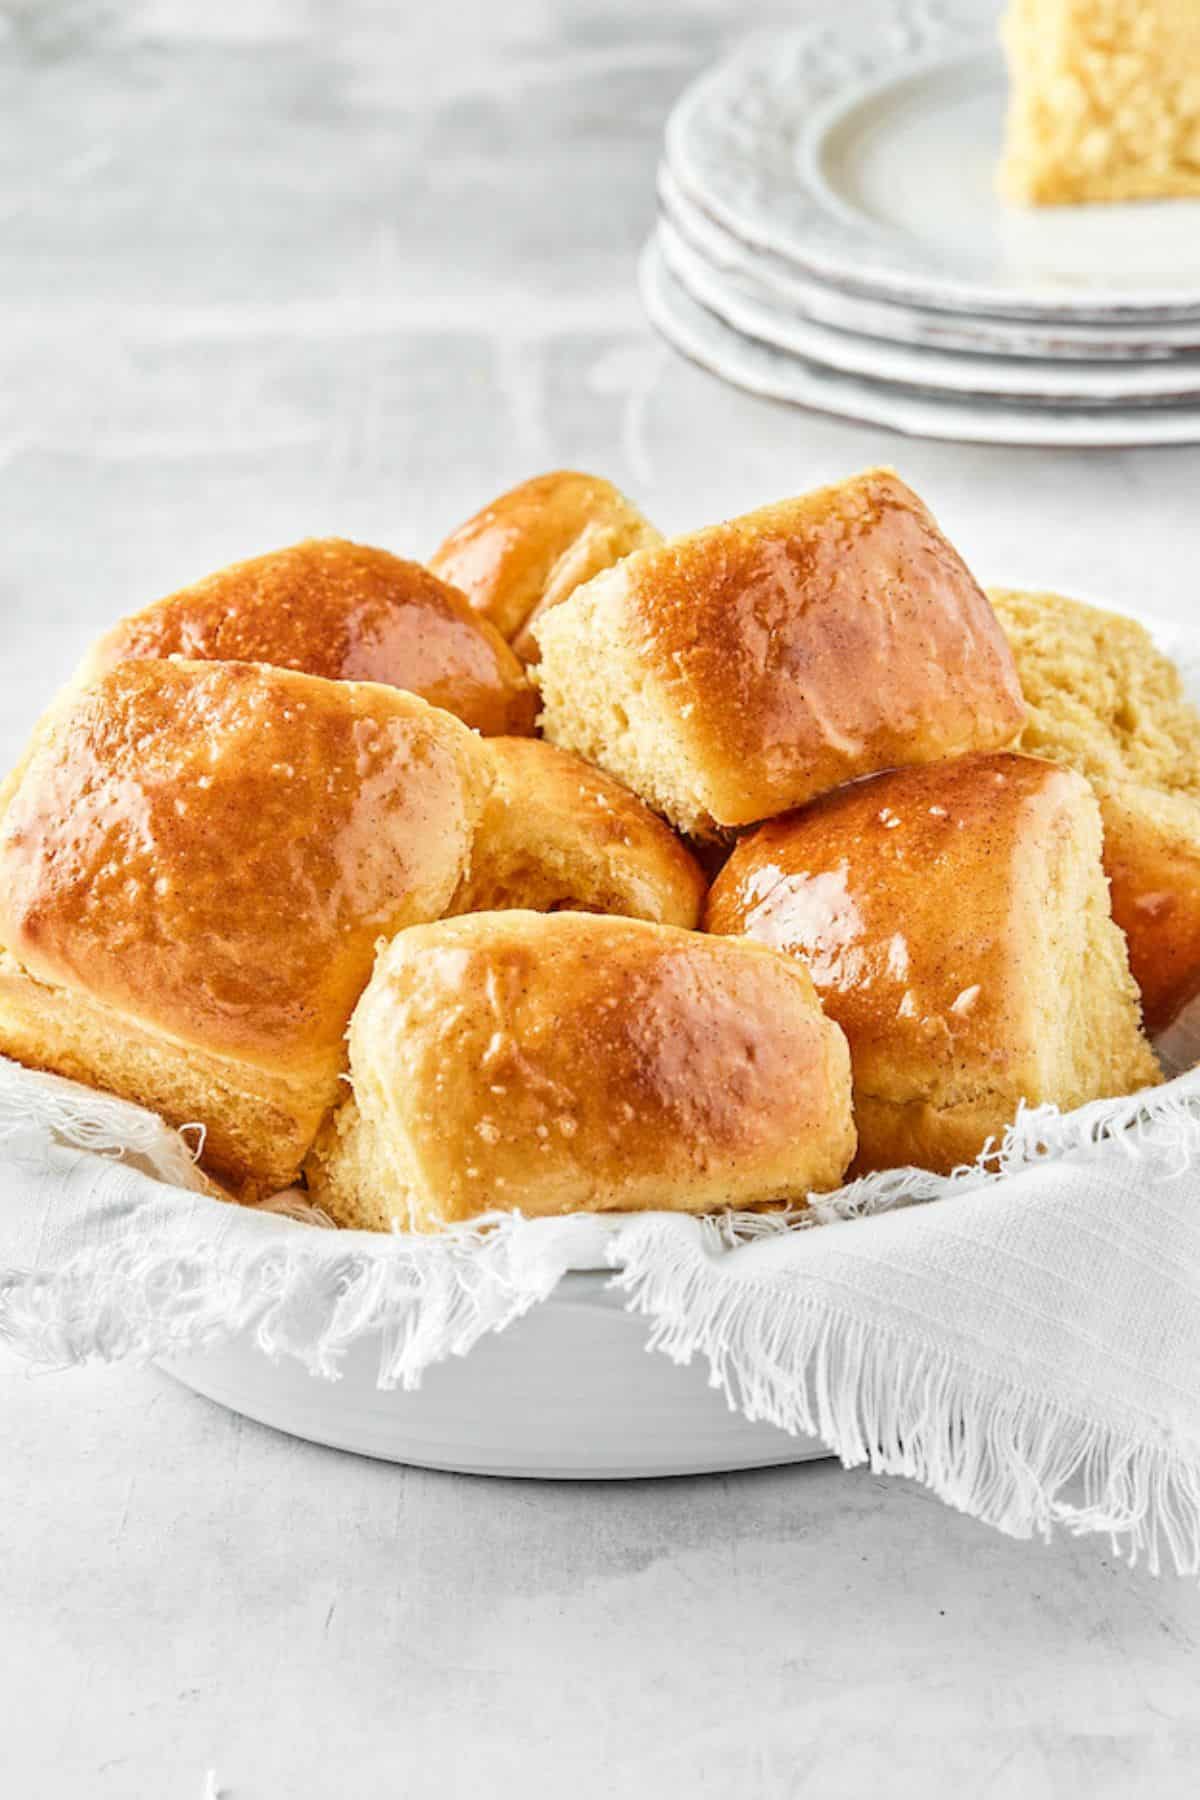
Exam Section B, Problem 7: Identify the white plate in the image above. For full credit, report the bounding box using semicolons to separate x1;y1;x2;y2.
163;1272;825;1478
666;8;1200;321
658;217;1200;407
659;165;1200;364
641;237;1200;447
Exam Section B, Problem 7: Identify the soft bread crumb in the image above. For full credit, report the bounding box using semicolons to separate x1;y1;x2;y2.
305;1094;416;1232
514;512;661;663
0;948;325;1199
1000;0;1200;204
990;586;1200;1030
990;587;1200;796
448;736;706;926
533;561;714;836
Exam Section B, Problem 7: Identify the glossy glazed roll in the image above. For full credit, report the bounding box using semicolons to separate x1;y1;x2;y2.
1097;785;1200;1039
0;660;486;1194
81;538;538;737
536;467;1027;836
428;470;660;661
452;736;707;927
305;911;856;1231
990;585;1200;1033
706;752;1159;1175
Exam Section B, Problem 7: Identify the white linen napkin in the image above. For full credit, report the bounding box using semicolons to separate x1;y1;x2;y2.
2;1054;1198;1576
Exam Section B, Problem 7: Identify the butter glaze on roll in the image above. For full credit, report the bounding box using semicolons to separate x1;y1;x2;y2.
535;467;1027;837
989;585;1200;1033
305;910;855;1231
452;736;707;927
706;752;1159;1175
0;660;486;1195
429;470;660;661
81;538;538;738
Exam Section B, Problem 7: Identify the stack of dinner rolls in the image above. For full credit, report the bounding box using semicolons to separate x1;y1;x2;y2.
0;466;1186;1231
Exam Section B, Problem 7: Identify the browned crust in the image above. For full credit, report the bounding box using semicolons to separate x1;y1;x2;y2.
429;470;658;648
1100;787;1200;1036
306;911;855;1229
706;752;1157;1172
83;538;537;737
0;660;485;1073
454;737;708;927
623;469;1026;826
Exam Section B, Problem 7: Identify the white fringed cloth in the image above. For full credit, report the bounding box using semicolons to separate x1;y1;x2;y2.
2;1054;1199;1576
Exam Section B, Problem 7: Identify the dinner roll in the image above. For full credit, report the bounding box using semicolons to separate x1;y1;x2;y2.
1096;785;1200;1041
304;911;855;1231
535;467;1027;837
0;660;486;1195
451;736;707;927
706;752;1159;1175
428;470;660;660
80;538;537;738
989;585;1200;1032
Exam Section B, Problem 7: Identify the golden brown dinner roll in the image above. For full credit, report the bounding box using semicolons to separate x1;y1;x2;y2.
1097;786;1200;1040
450;736;707;927
428;470;660;660
0;660;486;1195
536;468;1027;837
989;587;1200;1032
80;538;537;738
304;911;855;1231
706;752;1159;1176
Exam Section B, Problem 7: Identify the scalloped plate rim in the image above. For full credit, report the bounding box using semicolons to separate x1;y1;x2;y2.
656;219;1200;406
657;164;1200;362
666;23;1200;323
640;236;1200;447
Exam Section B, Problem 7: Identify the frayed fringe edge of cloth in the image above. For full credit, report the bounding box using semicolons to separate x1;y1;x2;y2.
611;1224;1200;1579
0;1211;598;1391
4;1062;1200;1573
607;1080;1200;1577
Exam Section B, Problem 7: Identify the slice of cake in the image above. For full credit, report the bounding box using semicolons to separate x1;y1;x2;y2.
1000;0;1200;204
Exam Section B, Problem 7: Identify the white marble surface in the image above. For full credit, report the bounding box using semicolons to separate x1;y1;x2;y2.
3;1;1200;1794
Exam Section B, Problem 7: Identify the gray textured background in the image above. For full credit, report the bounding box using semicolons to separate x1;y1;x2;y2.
3;2;1200;1794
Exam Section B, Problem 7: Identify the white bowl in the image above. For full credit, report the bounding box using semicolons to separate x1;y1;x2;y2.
163;1272;827;1478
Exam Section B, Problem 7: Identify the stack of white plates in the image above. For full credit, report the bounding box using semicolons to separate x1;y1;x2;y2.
644;2;1200;446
